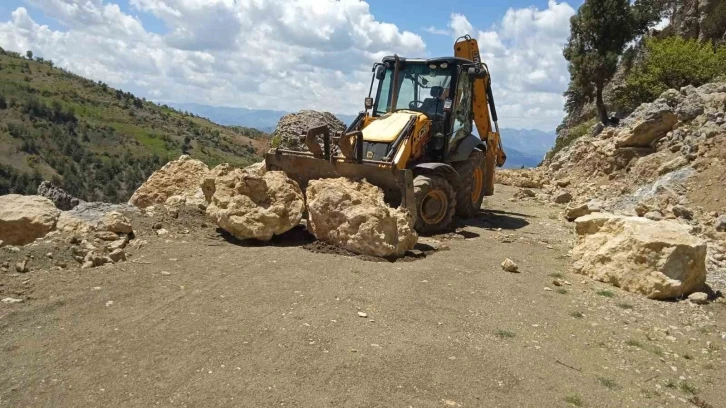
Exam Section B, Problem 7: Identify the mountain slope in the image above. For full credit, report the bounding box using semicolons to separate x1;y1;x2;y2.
163;103;556;167
166;102;359;133
0;48;266;202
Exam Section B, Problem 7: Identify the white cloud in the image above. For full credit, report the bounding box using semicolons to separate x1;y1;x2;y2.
446;0;576;130
0;0;575;131
0;0;425;116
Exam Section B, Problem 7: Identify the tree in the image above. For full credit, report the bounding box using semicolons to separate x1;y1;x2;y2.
563;0;639;125
26;50;33;60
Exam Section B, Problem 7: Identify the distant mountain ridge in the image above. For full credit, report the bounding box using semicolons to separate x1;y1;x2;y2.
166;102;556;168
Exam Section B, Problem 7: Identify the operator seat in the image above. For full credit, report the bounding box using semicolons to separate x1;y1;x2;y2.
420;86;445;118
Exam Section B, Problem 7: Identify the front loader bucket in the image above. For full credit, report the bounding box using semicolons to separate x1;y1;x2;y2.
265;149;417;223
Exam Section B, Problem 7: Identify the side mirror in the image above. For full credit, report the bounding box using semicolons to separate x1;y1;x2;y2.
364;97;373;110
375;65;385;80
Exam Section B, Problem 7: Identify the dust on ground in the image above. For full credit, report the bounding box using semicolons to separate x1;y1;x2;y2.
1;185;725;408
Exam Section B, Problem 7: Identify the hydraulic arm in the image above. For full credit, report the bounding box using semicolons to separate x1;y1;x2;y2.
454;35;506;195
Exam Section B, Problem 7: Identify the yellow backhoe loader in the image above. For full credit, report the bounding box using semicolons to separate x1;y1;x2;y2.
265;34;507;234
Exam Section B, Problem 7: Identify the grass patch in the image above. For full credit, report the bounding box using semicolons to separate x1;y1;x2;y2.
698;327;709;334
648;345;665;357
596;289;615;298
564;393;583;407
679;381;698;395
597;376;618;390
494;329;515;339
616;302;633;310
549;272;564;279
625;339;643;348
556;288;568;294
570;311;584;319
703;362;715;370
664;379;677;389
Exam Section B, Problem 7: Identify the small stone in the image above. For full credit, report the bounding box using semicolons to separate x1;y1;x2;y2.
672;205;693;220
108;249;126;263
46;252;53;259
160;271;172;276
687;292;708;305
715;215;726;232
553;190;572;204
644;211;663;221
55;261;67;269
501;258;519;273
95;231;120;241
15;259;28;273
357;312;368;318
81;261;94;269
544;287;553;291
556;179;571;188
552;280;562;286
1;297;23;304
152;222;163;230
155;228;169;236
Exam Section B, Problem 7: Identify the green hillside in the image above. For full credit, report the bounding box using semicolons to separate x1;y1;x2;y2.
0;47;267;203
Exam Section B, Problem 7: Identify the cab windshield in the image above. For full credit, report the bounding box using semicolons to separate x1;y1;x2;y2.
374;62;454;119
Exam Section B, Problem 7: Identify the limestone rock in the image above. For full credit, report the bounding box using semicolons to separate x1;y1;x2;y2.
204;166;304;241
672;205;693;220
129;155;210;208
715;215;726;232
243;160;267;177
108;249;126;263
101;211;133;234
305;177;417;258
615;98;678;147
272;110;346;152
501;258;519;273
687;292;708;305
553;190;573;204
565;203;592;221
0;194;60;246
572;213;707;299
494;169;546;188
37;181;81;210
56;212;95;233
164;188;207;213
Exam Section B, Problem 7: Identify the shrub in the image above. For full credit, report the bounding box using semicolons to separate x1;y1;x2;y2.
615;37;726;112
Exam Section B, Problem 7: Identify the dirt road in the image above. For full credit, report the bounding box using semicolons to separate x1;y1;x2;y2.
2;185;725;407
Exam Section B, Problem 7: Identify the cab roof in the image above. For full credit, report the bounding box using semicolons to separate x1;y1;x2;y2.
380;56;474;66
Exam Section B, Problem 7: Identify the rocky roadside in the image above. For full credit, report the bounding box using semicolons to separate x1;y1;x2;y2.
496;81;726;298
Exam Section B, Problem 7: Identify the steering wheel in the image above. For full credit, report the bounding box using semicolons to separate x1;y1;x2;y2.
409;100;424;109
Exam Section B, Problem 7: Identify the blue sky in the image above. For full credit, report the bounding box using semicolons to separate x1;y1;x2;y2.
0;0;585;130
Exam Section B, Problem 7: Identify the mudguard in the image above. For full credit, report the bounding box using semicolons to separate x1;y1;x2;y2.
412;162;460;189
448;133;486;163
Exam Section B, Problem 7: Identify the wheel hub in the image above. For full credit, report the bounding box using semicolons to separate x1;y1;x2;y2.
420;190;448;224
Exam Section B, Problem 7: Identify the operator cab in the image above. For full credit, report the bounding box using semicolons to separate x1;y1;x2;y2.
362;56;479;162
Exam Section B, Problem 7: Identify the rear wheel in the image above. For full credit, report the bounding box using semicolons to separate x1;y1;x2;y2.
453;149;486;217
413;174;456;234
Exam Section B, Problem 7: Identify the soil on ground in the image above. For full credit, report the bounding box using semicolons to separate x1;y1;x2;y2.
1;185;725;408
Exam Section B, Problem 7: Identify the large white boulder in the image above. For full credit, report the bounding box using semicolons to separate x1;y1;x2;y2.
129;155;209;209
305;177;417;258
202;164;304;241
0;194;61;246
572;213;707;299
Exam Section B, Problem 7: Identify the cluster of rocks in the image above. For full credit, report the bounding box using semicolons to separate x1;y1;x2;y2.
127;153;417;258
500;82;726;300
0;192;135;272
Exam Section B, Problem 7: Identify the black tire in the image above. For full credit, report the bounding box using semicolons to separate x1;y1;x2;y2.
413;174;456;234
452;149;486;217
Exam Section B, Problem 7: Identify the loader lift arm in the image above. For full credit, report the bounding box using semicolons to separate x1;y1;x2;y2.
454;35;506;195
